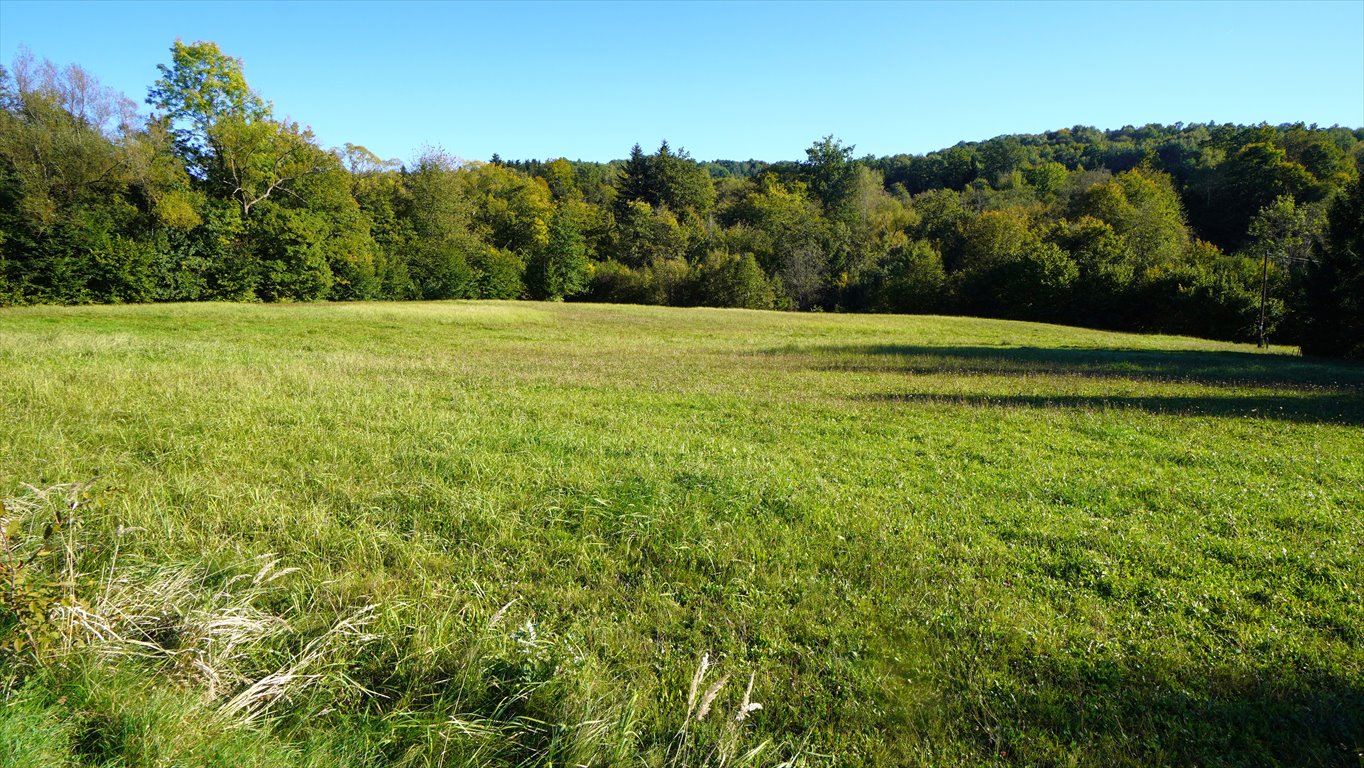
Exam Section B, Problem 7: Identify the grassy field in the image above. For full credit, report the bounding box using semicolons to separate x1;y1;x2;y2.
1;300;1361;768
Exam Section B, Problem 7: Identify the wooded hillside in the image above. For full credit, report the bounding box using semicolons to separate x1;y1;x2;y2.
3;42;1361;356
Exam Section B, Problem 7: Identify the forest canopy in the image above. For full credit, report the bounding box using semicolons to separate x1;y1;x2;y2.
2;42;1362;357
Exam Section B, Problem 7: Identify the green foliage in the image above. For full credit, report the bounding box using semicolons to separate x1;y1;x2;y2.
1207;142;1322;250
648;256;696;306
978;136;1031;184
802;135;858;215
867;239;948;314
614;143;653;215
400;150;480;299
1075;167;1190;274
285;158;380;301
1050;216;1136;326
209;117;334;220
1022;160;1070;201
954;211;1080;321
540;157;582;202
1244;195;1319;269
1301;177;1364;358
696;250;778;309
247;202;333;302
407;241;475;300
146;40;268;178
1140;249;1278;341
959;243;1078;321
461;162;552;254
614;141;716;218
583;256;695;306
0;55;167;304
834;165;918;299
195;199;257;300
721;175;831;309
652;141;717;215
525;203;590;301
610;199;690;267
469;246;526;300
586;258;653;304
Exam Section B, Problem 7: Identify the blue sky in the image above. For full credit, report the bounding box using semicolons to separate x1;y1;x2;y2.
2;0;1361;164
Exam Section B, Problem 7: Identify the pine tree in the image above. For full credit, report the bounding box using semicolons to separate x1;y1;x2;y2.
614;143;657;216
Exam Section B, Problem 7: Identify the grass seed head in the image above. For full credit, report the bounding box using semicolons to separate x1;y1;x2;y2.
736;672;762;722
684;651;711;720
696;672;729;721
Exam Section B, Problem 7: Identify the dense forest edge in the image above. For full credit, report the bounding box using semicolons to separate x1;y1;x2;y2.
2;41;1362;358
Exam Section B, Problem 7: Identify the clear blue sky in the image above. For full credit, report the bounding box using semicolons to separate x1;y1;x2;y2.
2;0;1361;164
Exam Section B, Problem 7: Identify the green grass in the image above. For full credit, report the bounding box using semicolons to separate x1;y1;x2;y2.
1;300;1361;767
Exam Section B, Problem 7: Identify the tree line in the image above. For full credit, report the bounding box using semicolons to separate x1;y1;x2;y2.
2;41;1361;357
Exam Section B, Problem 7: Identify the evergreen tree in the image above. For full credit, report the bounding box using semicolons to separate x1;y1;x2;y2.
1301;178;1364;358
614;143;656;216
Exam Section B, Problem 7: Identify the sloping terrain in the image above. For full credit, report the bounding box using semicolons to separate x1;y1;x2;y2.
2;301;1361;767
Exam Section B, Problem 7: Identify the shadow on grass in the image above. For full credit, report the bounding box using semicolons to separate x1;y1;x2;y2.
860;392;1364;426
960;651;1364;767
785;343;1364;424
808;344;1364;391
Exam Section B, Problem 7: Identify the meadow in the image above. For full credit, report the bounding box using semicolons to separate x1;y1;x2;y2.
1;301;1361;767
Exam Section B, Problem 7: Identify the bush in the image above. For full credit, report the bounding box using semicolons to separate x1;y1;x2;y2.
248;204;334;302
867;239;948;314
585;260;654;304
696;251;778;309
956;241;1077;321
470;247;526;300
1138;259;1275;342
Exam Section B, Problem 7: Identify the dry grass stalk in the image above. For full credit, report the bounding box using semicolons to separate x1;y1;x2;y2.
4;488;377;729
684;652;711;721
216;603;377;726
736;673;762;722
696;673;729;721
